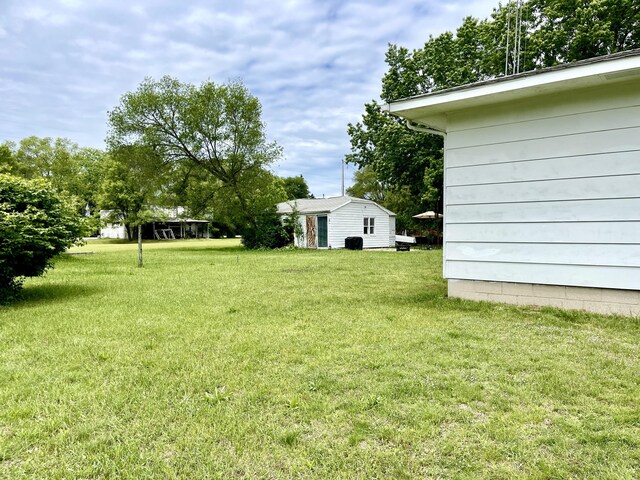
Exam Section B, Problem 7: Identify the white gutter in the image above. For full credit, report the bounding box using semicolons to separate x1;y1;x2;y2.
381;102;447;137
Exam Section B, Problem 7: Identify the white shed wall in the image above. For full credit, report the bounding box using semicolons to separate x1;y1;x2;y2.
444;80;640;290
294;204;394;248
327;202;393;249
100;223;127;239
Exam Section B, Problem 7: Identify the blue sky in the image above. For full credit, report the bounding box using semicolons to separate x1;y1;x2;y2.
0;0;498;197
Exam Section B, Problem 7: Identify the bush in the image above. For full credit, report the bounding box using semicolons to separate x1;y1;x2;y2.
0;174;86;302
242;206;295;250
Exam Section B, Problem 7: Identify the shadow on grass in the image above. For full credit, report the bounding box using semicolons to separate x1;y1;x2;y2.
167;245;247;254
14;283;97;307
389;287;640;333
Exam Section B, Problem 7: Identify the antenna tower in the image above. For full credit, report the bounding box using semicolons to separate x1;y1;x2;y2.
504;0;525;75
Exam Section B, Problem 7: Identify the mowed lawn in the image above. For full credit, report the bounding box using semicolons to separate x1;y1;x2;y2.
1;240;639;479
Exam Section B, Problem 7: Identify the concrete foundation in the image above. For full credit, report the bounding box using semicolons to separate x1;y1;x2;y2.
448;279;640;317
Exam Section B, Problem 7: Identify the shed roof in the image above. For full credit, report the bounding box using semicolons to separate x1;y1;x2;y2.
277;195;395;216
386;48;640;132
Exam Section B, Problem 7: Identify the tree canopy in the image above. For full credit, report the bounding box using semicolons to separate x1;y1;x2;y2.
1;137;106;215
281;175;312;200
97;145;169;242
107;77;283;227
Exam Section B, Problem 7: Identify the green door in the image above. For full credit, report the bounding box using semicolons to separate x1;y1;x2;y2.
317;216;328;248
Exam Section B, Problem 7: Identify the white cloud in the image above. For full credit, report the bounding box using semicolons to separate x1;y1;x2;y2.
0;0;499;197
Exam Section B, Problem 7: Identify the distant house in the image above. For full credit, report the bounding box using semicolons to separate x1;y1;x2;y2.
277;196;395;249
100;207;210;240
387;49;640;315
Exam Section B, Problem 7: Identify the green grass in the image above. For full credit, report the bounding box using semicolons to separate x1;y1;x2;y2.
1;239;639;479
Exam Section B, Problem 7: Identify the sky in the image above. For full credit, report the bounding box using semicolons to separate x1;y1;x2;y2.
0;0;499;197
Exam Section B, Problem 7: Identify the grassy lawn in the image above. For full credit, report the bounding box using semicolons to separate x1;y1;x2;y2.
1;239;639;479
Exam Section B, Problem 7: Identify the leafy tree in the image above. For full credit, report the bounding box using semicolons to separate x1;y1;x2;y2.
98;145;168;266
346;165;385;204
0;142;18;175
346;102;443;231
281;175;312;200
0;174;85;302
167;163;287;237
5;137;106;215
528;0;640;66
107;77;282;229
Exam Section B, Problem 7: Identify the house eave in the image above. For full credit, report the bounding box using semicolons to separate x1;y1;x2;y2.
386;49;640;132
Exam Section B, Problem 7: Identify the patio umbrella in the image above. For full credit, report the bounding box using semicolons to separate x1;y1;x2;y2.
412;210;443;219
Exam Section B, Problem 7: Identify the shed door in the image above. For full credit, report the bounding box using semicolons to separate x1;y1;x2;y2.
317;216;328;248
306;216;317;248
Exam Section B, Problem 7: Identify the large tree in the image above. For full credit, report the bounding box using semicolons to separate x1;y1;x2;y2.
107;77;282;228
347;0;640;230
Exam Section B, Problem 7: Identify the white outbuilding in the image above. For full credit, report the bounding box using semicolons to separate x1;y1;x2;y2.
387;49;640;316
277;196;395;249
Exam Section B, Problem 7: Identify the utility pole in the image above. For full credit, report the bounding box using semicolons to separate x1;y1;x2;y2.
341;158;345;196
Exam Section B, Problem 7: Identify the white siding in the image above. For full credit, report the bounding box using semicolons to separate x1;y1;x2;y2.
100;223;126;239
444;80;640;290
328;202;393;249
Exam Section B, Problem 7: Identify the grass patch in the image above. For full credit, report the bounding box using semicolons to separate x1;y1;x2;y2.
1;239;639;478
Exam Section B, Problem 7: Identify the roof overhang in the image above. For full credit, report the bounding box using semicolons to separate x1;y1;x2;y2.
385;49;640;132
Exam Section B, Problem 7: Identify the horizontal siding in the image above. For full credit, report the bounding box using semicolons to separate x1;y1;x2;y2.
446;261;640;291
447;222;640;244
443;80;640;290
295;216;306;248
446;197;640;223
447;174;640;205
447;242;640;267
448;80;640;133
328;202;391;249
389;217;396;247
447;150;640;186
447;103;640;150
447;126;640;168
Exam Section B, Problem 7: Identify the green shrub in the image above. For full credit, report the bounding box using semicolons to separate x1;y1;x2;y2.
0;174;85;302
242;206;297;250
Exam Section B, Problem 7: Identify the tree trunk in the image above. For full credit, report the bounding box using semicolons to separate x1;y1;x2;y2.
137;225;143;268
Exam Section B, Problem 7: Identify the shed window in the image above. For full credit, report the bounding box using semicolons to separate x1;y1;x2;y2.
363;217;375;235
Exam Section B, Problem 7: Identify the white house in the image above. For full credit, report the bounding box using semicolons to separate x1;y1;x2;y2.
387;49;640;316
277;196;396;249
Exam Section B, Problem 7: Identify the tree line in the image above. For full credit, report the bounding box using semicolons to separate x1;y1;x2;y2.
1;79;312;243
346;0;640;231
